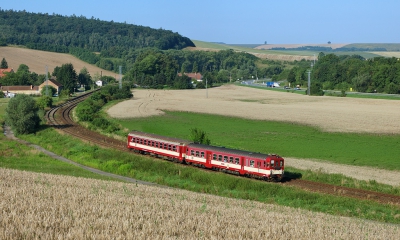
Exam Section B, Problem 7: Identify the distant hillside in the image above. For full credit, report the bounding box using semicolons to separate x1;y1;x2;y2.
0;9;195;53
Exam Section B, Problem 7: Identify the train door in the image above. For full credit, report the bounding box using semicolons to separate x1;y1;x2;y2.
239;157;245;175
205;151;212;168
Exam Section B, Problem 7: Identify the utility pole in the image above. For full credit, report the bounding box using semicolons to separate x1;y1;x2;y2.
45;65;48;96
119;66;122;89
307;70;311;95
206;78;208;98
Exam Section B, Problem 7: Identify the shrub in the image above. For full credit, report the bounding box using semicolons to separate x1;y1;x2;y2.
40;85;57;97
36;96;53;109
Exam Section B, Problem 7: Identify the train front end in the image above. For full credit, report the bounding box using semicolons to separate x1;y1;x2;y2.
267;154;284;181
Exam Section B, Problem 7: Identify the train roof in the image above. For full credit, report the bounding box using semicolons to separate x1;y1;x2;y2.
188;143;278;159
128;130;192;145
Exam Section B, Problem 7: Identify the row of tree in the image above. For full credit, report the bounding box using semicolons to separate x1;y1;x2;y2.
286;53;400;94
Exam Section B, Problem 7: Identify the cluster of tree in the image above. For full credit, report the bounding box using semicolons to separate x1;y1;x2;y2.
287;53;400;94
0;57;100;95
0;62;45;86
75;84;133;133
0;9;194;56
123;49;259;88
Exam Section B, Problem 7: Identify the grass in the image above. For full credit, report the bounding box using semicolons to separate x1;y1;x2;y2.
111;111;400;171
8;127;399;224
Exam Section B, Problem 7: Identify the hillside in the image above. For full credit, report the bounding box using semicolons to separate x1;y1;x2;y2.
0;9;194;52
0;46;116;77
190;40;400;60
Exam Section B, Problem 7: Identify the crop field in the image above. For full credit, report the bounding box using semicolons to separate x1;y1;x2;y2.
107;85;400;186
0;46;116;76
1;168;399;239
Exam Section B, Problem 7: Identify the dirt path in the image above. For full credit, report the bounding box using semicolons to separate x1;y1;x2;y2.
107;85;400;187
3;125;155;186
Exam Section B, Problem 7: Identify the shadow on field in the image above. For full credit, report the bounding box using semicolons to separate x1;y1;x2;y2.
281;170;302;182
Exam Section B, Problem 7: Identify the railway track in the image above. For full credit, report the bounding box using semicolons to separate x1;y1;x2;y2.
45;93;400;206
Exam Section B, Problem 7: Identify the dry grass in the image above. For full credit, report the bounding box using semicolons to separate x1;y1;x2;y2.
1;168;398;239
108;85;400;134
0;46;116;77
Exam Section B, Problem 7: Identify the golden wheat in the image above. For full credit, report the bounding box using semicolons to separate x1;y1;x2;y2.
0;168;398;239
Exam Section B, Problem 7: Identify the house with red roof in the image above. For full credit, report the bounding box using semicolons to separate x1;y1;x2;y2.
177;72;203;82
0;68;14;78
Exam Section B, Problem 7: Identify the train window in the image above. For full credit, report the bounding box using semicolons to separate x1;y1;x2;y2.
223;156;228;162
257;162;261;168
250;160;254;167
229;157;233;163
151;141;154;146
155;142;158;148
218;155;222;161
164;144;167;150
191;150;194;156
168;145;171;150
280;161;283;167
201;152;205;158
195;151;199;157
271;160;275;167
131;137;135;142
263;162;266;167
173;146;177;152
235;158;239;164
144;140;147;145
139;139;143;144
213;154;217;160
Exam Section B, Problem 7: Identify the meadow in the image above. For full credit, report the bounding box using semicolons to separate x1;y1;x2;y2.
112;111;400;170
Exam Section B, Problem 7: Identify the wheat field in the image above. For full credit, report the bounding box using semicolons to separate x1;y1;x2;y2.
1;168;398;239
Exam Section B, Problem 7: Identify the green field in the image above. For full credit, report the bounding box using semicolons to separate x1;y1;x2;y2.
112;111;400;171
6;125;399;224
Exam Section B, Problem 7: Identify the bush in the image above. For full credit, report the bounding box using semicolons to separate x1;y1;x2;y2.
37;96;53;109
40;85;57;97
5;94;40;134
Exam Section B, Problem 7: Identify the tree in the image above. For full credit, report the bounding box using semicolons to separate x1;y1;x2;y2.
53;63;77;93
78;67;92;88
5;94;40;135
17;64;29;73
190;128;211;145
40;85;57;96
1;57;8;69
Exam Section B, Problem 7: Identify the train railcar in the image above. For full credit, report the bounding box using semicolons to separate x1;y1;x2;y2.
127;131;191;162
127;131;284;181
186;143;284;181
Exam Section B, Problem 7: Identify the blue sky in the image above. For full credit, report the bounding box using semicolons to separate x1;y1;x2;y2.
2;0;399;44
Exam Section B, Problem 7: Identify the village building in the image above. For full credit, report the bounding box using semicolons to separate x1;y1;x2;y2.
1;85;39;97
0;68;14;78
1;78;63;97
38;78;63;95
178;72;203;82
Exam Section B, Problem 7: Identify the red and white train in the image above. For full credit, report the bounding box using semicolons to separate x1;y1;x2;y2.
127;130;284;181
